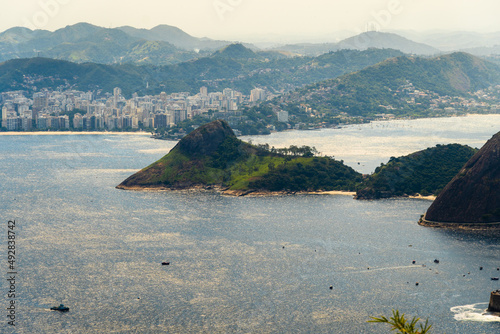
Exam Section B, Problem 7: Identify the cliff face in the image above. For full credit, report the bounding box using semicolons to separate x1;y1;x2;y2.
423;131;500;225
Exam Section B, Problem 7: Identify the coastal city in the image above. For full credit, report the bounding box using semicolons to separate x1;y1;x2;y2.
2;80;500;138
0;86;280;135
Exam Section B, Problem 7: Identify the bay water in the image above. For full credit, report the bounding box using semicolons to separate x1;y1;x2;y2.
1;115;500;333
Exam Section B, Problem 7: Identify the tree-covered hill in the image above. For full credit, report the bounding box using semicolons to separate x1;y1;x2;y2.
0;23;205;65
0;47;404;96
279;52;500;119
0;57;151;95
117;120;362;194
356;144;478;199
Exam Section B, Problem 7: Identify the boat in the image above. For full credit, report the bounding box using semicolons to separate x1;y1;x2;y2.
492;277;499;281
50;304;69;312
161;261;170;266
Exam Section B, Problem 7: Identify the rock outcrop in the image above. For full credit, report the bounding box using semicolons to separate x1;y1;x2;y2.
117;120;241;190
421;131;500;227
488;290;500;313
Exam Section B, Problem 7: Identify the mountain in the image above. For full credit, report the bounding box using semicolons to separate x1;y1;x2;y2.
0;57;151;95
117;120;362;194
118;24;232;51
461;45;500;57
270;31;439;56
356;144;478;199
0;48;404;96
212;43;258;59
421;131;500;227
279;52;500;119
160;47;403;94
0;23;209;65
394;30;500;52
336;32;440;55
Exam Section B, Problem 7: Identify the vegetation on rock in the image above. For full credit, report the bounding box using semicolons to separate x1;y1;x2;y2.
356;144;478;199
117;120;362;193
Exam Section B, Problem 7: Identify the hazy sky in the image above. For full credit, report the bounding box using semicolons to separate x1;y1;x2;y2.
3;0;500;42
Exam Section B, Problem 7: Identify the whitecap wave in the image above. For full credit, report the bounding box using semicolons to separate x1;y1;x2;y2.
450;303;500;322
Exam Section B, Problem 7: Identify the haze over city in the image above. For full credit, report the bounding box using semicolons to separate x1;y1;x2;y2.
3;0;500;43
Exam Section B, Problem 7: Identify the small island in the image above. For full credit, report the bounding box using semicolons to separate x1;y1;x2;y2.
117;120;362;195
355;144;477;199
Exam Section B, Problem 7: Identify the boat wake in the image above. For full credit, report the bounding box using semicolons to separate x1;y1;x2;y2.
450;303;500;322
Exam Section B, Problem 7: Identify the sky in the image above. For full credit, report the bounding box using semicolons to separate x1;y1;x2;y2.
3;0;500;42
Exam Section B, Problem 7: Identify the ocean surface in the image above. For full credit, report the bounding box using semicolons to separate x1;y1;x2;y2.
1;115;500;333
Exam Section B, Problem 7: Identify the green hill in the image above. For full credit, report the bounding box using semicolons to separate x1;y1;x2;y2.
212;43;258;59
281;52;500;118
356;144;478;199
0;57;150;96
0;23;203;65
117;120;362;194
0;48;404;96
117;24;232;51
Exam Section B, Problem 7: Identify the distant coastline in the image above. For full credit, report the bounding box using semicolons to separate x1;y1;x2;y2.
0;131;152;136
2;113;499;137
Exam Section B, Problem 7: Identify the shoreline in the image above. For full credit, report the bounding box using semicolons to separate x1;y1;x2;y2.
116;184;356;197
418;215;500;230
2;113;499;138
116;184;438;200
408;194;436;201
0;131;152;136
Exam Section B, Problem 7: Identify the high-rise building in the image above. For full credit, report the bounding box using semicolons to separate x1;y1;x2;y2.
113;87;122;107
250;88;266;102
154;114;168;129
33;93;48;112
277;110;289;123
200;86;208;97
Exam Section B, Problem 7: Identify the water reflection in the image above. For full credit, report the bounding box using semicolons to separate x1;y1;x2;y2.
2;117;500;333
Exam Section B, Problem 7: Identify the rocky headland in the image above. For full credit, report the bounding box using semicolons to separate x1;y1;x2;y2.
420;131;500;228
117;120;362;194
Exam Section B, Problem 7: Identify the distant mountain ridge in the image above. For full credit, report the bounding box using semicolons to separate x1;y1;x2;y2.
0;23;442;65
117;24;235;51
393;30;500;53
269;31;440;56
0;22;226;65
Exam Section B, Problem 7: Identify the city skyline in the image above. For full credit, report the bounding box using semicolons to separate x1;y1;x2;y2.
3;0;500;43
